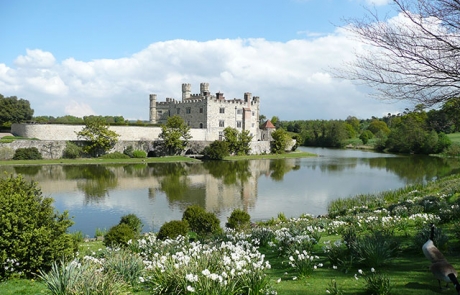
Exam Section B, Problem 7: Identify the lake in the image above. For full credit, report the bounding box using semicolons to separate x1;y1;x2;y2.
1;147;459;237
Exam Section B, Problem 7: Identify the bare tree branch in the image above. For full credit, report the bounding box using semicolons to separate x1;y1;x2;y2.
336;0;460;107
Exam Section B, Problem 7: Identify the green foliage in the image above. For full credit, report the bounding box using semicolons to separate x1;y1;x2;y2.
359;130;374;145
350;231;399;267
103;223;136;247
103;248;144;287
123;145;134;157
226;208;251;231
182;205;223;237
0;94;34;125
367;119;390;135
119;214;143;235
132;150;147;158
271;128;290;154
363;270;392;295
222;127;253;155
157;220;190;240
159;115;192;155
203;140;229;160
62;142;82;159
12;147;43;160
76;116;120;157
99;152;130;159
0;175;75;279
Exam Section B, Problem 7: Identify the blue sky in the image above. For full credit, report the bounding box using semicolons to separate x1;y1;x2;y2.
1;0;412;121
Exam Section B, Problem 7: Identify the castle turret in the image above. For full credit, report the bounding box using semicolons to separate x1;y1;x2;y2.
200;83;210;96
149;94;157;124
182;83;191;101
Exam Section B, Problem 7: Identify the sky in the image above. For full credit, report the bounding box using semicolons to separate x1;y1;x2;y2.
0;0;414;121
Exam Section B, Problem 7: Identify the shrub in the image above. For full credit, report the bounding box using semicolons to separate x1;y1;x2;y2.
13;147;43;160
103;249;144;287
157;220;190;240
119;213;143;235
123;145;134;157
62;142;82;159
182;205;223;237
99;152;130;159
132;150;147;158
104;223;136;247
226;209;251;231
351;231;399;267
413;225;449;252
0;175;75;279
203;140;229;160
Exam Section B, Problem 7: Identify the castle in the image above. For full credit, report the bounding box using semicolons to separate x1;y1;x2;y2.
149;83;272;141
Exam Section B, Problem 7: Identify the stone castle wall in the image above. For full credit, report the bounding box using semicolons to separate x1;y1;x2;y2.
3;124;271;159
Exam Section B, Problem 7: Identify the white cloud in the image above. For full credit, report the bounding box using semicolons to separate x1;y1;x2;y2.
14;49;56;68
364;0;392;6
0;25;412;120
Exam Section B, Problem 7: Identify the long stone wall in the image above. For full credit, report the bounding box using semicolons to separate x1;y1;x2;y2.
3;125;273;159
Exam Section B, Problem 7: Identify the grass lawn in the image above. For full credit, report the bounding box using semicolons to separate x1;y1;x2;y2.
447;132;460;144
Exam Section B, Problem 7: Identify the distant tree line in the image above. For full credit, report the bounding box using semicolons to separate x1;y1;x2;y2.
278;100;460;155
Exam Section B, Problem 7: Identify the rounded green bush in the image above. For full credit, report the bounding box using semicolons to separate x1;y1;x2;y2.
119;213;143;235
0;175;75;278
103;223;136;247
132;150;147;158
157;220;189;240
182;205;222;237
226;209;251;231
13;147;43;160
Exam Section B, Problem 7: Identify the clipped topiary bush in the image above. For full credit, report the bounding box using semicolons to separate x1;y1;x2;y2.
0;174;75;279
132;150;147;158
103;223;136;247
226;209;251;231
13;147;43;160
157;220;190;240
182;205;222;237
119;213;143;235
202;140;229;160
62;141;83;159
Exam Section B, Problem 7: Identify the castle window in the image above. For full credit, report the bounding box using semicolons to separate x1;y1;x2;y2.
176;108;180;114
219;131;223;141
252;111;255;116
252;123;255;127
186;107;191;114
199;123;203;128
199;107;203;113
187;121;191;126
237;109;243;115
157;110;163;114
237;121;242;128
220;107;225;114
219;120;225;127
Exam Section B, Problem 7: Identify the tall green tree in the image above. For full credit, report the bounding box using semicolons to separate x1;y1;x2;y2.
0;94;34;126
223;127;253;155
271;128;290;154
159;115;192;155
76;116;120;157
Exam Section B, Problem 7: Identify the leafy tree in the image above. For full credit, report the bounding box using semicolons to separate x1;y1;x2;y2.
441;98;460;132
223;127;239;155
76;116;120;157
62;142;83;159
339;0;460;107
0;175;75;278
0;94;34;125
203;140;229;160
271;128;290;154
223;127;253;155
360;130;374;145
159;115;192;155
367;119;390;136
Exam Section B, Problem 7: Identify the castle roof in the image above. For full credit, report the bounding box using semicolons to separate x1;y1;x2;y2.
261;120;275;129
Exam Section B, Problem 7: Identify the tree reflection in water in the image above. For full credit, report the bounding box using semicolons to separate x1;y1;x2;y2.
63;165;118;200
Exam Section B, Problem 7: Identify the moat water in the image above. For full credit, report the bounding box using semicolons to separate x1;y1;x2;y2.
1;147;459;237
